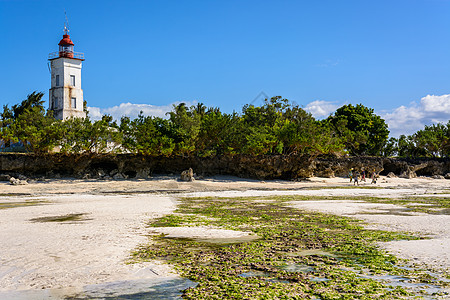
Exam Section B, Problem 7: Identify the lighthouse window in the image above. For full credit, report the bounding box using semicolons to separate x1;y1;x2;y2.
70;75;76;86
56;75;60;86
71;98;76;108
60;45;73;53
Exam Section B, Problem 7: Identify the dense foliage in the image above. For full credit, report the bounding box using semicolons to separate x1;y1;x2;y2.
326;104;389;156
395;122;450;158
1;91;449;157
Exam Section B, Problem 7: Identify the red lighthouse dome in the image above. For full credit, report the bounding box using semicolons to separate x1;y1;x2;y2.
59;34;74;46
59;33;74;58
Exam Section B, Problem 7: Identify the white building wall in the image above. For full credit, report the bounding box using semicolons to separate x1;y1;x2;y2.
49;57;86;120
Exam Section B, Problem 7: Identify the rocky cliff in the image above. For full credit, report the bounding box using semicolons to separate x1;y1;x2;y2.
0;153;449;180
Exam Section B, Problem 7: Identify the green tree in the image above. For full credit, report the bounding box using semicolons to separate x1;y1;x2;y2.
444;121;450;157
0;105;14;148
59;115;122;153
413;123;449;157
1;105;13;124
1;92;46;145
12;91;46;119
326;104;389;156
119;113;175;156
196;108;237;156
381;137;398;157
279;105;343;156
1;91;59;152
239;97;288;155
6;107;60;153
167;103;201;156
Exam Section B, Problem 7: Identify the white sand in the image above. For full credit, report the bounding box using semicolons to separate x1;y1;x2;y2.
2;175;447;195
0;193;179;298
0;175;449;298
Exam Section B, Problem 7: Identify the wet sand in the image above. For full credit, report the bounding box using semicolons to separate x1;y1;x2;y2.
0;175;448;298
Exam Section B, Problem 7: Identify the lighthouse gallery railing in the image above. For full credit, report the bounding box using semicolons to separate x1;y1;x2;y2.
48;51;85;60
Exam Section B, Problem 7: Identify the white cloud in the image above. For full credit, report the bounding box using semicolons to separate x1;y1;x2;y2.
304;100;340;118
303;95;450;137
87;106;102;120
421;94;450;119
87;101;196;121
382;94;450;137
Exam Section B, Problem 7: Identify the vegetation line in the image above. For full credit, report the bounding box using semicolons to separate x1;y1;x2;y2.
2;93;449;157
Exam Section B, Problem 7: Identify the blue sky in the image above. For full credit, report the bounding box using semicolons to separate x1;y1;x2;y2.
1;0;450;136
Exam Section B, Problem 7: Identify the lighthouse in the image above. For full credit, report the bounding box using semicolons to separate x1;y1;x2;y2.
48;23;86;120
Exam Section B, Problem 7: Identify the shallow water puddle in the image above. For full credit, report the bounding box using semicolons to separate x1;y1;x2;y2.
310;276;330;282
358;207;415;216
162;234;259;245
67;277;197;299
238;270;269;278
425;207;450;215
290;249;336;257
0;277;196;300
361;273;445;297
191;235;259;244
280;263;315;273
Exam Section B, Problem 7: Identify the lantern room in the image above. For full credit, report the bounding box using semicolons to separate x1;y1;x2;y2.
58;33;74;58
48;24;84;60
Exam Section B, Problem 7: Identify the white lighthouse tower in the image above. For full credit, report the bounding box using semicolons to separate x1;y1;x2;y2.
48;22;86;120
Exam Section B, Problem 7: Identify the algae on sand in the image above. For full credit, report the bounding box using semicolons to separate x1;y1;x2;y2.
0;200;48;210
133;195;449;299
30;213;91;223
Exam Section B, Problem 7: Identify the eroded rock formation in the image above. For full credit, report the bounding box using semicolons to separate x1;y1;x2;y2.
0;154;448;180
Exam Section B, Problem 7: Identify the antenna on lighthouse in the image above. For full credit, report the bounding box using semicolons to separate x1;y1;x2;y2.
64;10;70;35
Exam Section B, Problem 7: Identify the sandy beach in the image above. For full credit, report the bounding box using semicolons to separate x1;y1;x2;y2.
0;175;448;298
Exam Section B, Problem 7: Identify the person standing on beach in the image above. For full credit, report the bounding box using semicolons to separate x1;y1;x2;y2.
354;170;360;186
348;168;353;182
361;169;366;182
371;170;377;184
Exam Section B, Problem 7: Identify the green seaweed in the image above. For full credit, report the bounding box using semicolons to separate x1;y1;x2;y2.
132;195;448;299
0;200;48;209
30;213;90;223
